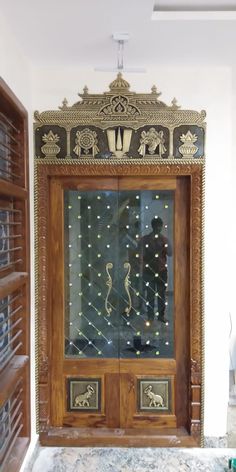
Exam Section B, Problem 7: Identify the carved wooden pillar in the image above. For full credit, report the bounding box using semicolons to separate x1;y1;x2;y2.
37;167;50;432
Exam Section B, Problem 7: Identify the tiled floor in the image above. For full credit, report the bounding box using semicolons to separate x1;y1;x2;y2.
24;446;236;472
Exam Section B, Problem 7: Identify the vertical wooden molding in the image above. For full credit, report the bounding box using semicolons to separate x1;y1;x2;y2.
37;166;50;431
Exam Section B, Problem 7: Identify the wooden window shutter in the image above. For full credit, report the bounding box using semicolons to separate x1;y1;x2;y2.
0;78;30;472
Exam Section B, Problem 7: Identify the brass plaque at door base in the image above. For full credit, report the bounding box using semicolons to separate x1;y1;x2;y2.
68;378;101;412
138;378;171;413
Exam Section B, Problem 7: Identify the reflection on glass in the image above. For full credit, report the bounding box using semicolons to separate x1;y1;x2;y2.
138;216;172;323
64;189;174;359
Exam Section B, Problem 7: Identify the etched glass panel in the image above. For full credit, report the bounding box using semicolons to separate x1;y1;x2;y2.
64;190;119;358
64;189;174;359
118;190;174;358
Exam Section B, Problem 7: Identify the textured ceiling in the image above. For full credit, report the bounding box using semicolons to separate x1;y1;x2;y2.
0;0;236;66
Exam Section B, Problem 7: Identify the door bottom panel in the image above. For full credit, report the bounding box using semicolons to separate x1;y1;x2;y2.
40;427;199;447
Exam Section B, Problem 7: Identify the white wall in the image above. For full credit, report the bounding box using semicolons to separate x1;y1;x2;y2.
0;2;234;449
0;12;31;109
31;65;233;437
0;11;38;470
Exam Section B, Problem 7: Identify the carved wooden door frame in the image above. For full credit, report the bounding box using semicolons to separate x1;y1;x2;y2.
34;74;205;446
35;160;204;446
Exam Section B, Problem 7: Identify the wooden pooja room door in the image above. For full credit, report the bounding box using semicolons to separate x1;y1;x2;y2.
35;74;205;446
49;174;190;437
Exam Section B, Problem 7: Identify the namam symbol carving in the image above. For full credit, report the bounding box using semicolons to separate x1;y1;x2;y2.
74;384;95;407
144;385;164;408
73;128;99;157
138;128;166;158
107;127;132;158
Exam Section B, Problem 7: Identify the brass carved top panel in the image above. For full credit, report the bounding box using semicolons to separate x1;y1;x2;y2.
34;73;206;161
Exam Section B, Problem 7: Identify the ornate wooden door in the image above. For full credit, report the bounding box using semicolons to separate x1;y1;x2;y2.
35;74;204;446
49;174;190;436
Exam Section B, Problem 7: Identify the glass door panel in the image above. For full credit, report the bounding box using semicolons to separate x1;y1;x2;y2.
64;187;174;361
117;189;174;359
64;189;120;359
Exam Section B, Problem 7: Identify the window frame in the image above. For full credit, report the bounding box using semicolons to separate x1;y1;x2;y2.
0;78;30;472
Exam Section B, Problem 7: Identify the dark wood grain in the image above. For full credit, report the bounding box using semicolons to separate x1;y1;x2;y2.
49;179;65;426
119;358;176;374
60;176;118;191
118;176;177;190
106;373;120;428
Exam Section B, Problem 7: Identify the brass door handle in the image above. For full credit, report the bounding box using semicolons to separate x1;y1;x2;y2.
105;262;113;316
124;262;132;317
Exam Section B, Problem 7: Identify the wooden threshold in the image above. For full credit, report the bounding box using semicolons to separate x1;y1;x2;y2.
40;427;200;447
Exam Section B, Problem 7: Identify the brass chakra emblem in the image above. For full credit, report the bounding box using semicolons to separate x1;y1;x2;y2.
73;128;99;157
